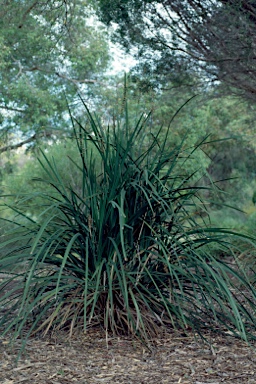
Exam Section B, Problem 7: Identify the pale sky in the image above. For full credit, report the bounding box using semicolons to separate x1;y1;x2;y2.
108;43;137;75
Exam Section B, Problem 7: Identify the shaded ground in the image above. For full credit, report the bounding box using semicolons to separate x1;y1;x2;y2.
0;329;255;383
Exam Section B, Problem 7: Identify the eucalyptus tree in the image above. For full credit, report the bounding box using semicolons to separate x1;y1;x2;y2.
0;0;110;152
94;0;256;102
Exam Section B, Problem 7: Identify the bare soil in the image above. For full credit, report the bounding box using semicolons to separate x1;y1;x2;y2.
0;328;256;384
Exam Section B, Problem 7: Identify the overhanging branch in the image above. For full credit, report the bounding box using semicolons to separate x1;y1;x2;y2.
0;134;36;154
0;105;26;113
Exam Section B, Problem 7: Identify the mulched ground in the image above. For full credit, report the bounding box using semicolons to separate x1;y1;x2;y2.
0;328;255;384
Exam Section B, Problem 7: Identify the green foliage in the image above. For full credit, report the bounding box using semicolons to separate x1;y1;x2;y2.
1;140;84;219
0;0;110;148
94;76;256;202
0;137;103;223
92;75;212;179
0;103;256;346
94;0;256;102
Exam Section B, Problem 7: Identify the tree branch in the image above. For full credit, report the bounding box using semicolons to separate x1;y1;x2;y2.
27;66;104;87
18;1;39;28
0;134;37;154
0;105;26;113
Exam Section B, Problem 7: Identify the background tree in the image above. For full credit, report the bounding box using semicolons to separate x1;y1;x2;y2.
1;0;256;233
0;0;110;152
94;0;256;102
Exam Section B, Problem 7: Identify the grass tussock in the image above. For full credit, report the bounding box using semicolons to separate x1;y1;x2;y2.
0;102;256;345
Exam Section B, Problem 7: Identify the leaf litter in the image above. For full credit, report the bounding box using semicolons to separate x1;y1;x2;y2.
0;328;255;384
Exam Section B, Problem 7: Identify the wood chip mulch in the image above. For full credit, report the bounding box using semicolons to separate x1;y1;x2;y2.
0;328;255;384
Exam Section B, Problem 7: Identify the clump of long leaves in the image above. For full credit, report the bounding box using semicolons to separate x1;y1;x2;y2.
0;104;256;344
